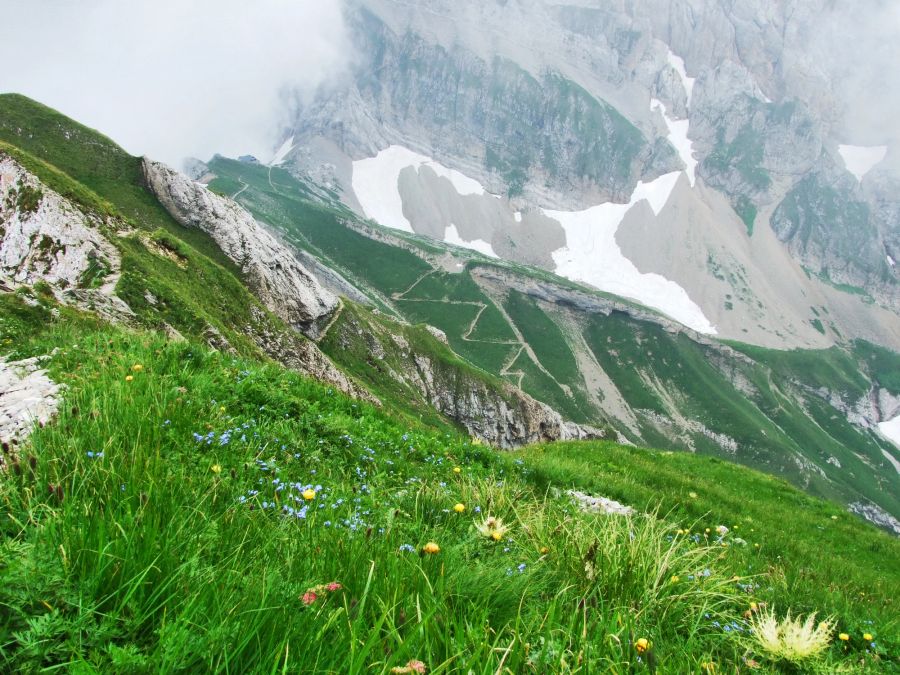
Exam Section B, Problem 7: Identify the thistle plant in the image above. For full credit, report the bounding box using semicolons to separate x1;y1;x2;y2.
749;608;834;665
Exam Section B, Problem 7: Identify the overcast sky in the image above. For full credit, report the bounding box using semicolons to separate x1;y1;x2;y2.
0;1;350;168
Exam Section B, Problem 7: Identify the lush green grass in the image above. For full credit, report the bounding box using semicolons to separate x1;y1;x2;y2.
586;313;900;517
4;315;758;673
511;443;899;664
2;303;896;672
854;340;900;394
503;290;582;386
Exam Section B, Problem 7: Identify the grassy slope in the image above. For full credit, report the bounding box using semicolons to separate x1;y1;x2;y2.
0;94;301;358
207;152;900;521
584;313;900;517
1;295;897;673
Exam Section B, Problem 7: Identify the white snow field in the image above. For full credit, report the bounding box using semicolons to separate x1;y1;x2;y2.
666;49;695;107
548;172;717;334
879;415;900;455
269;135;295;166
838;144;887;182
352;146;716;334
353;145;486;233
651;98;697;186
444;224;498;258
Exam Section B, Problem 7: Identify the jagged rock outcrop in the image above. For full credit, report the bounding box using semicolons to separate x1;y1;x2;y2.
246;306;378;405
849;501;900;537
0;153;131;320
142;158;339;337
0;354;62;470
329;305;603;448
1;152;375;408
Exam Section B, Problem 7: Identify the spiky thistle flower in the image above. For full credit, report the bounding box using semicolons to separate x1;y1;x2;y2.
476;516;510;541
749;608;834;664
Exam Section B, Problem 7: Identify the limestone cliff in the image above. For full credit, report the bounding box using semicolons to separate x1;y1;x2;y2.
142;158;339;338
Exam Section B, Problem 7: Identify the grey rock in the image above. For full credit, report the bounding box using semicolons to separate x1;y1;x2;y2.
330;306;603;448
0;355;63;470
142;158;339;337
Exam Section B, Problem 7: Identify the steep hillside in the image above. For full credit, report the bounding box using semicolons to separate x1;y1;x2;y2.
0;95;898;673
0;93;607;449
204;154;900;529
1;293;897;673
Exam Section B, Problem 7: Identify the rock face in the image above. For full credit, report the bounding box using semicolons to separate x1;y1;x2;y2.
142;158;339;337
328;305;603;448
244;306;378;405
0;354;62;470
0;154;125;308
281;0;898;340
849;501;900;537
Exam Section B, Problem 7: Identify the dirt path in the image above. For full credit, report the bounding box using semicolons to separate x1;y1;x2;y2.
315;300;345;343
232;179;250;200
390;271;569;393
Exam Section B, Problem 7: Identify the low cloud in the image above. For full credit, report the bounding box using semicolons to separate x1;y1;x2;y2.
803;0;900;146
0;1;351;168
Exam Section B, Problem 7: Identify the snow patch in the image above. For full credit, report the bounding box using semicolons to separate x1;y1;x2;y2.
651;98;697;187
352;145;486;233
269;135;295;166
666;49;695;107
549;171;717;335
838;144;887;182
514;211;522;223
444;224;498;258
878;414;900;452
352;145;714;334
887;254;895;268
881;449;900;475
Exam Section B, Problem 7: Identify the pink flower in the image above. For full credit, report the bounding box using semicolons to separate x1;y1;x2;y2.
301;591;318;606
325;582;342;592
390;661;427;674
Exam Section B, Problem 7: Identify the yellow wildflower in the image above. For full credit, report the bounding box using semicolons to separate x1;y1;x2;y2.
453;466;461;474
634;638;650;654
422;542;440;555
211;464;222;474
131;364;143;372
863;633;873;641
839;633;849;641
302;489;316;501
125;375;134;382
540;546;549;555
453;503;465;513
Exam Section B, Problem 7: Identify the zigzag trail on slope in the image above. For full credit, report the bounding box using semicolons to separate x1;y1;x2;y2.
389;269;572;394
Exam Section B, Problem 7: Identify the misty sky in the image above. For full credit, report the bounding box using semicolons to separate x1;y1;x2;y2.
1;1;897;171
0;1;350;168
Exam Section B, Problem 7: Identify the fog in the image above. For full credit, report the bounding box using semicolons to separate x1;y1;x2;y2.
0;1;351;169
805;0;900;147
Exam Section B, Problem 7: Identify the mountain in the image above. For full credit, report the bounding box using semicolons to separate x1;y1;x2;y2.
0;95;898;672
197;131;900;533
279;0;900;351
